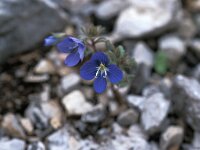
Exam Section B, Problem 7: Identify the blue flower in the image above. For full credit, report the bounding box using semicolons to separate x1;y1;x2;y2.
57;37;86;67
44;36;57;46
80;52;123;93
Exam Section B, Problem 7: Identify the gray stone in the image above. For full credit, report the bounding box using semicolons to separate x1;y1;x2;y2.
160;126;184;150
142;85;160;97
61;73;81;93
131;64;151;94
127;95;145;110
0;139;26;150
172;75;200;131
95;0;129;19
117;109;139;127
188;39;200;59
113;0;181;39
24;74;49;83
141;93;170;134
193;64;200;81
132;42;154;67
159;35;186;62
81;104;106;123
28;141;45;150
62;90;93;116
0;0;68;63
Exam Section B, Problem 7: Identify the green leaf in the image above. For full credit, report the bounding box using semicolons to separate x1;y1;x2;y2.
118;45;125;57
154;51;168;75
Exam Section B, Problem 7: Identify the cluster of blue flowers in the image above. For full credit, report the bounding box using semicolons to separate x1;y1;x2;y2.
45;36;123;93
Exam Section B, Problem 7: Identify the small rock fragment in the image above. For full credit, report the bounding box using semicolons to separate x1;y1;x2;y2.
0;139;26;150
61;73;81;92
141;93;170;134
25;74;49;83
81;104;106;123
117;109;139;127
20;118;34;135
127;95;145;110
2;113;26;138
34;59;55;74
160;126;184;150
62;90;93;116
28;141;45;150
159;35;186;62
132;42;154;67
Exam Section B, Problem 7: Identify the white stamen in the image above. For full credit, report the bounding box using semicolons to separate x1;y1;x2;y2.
95;67;101;78
103;68;107;78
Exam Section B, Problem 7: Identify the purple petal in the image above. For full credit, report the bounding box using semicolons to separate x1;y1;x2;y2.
91;52;109;65
80;61;96;80
94;76;107;93
57;37;78;53
108;64;123;83
64;52;80;67
78;43;86;61
44;36;57;46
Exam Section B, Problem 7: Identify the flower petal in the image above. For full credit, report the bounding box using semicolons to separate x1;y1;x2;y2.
108;64;123;83
57;37;78;53
64;52;80;67
80;61;96;80
91;52;109;65
94;76;107;93
78;43;86;61
44;36;57;46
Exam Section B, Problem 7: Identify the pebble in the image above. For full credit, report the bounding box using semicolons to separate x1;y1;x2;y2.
62;90;93;116
0;139;26;150
34;59;55;74
2;113;26;138
81;104;106;123
141;93;170;134
20;118;34;135
28;141;45;150
160;126;184;150
24;74;49;83
117;109;139;127
127;95;145;110
132;42;154;67
172;75;200;131
61;73;81;93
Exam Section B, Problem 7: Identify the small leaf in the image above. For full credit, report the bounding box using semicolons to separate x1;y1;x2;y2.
118;45;125;57
154;51;168;75
52;33;66;38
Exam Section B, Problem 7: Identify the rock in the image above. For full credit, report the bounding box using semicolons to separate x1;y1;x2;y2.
81;87;94;100
34;59;55;74
132;42;154;67
0;139;26;150
117;109;139;127
2;113;26;138
193;64;200;81
28;141;45;150
131;64;151;94
24;74;49;83
47;127;69;150
127;95;145;110
186;0;200;12
25;103;49;129
171;75;200;131
62;90;93;116
127;124;147;139
142;85;160;97
160;126;184;150
0;0;68;63
61;73;81;93
20;118;34;135
95;0;129;19
141;93;170;134
188;39;200;59
81;104;106;123
190;132;200;150
159;35;186;62
113;0;181;39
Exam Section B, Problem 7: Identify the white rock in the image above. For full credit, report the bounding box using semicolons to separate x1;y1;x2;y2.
132;42;154;67
114;0;181;38
0;139;26;150
62;90;93;116
127;95;145;110
61;73;81;92
34;59;55;74
20;118;33;135
141;93;170;134
159;35;186;62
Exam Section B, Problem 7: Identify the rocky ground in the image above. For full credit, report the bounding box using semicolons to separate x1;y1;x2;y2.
1;0;200;150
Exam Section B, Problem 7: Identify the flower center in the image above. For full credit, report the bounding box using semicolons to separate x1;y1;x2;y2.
95;63;108;78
